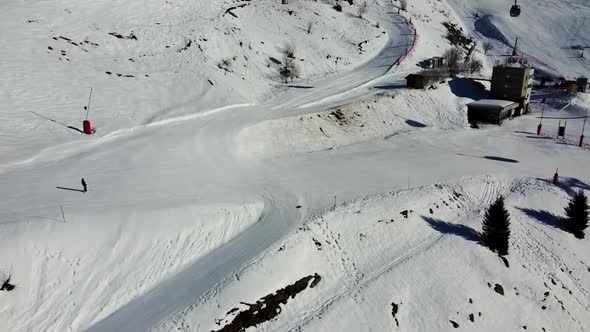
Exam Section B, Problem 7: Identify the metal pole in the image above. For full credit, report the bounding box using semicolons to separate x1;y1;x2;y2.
85;88;93;120
60;205;66;223
580;108;588;147
582;109;588;134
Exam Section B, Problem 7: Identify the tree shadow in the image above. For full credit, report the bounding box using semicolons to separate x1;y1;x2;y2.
483;156;519;163
287;85;314;89
422;216;480;243
536;176;590;197
405;119;427;128
268;56;281;65
457;153;519;163
516;207;566;231
56;186;85;193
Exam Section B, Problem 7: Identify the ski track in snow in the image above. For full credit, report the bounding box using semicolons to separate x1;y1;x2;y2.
83;2;414;332
2;0;590;331
276;179;506;329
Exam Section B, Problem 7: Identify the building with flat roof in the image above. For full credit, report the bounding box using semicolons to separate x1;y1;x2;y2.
490;65;534;115
467;99;519;125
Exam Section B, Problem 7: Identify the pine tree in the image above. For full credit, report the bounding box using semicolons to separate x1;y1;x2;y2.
563;190;589;239
481;196;511;256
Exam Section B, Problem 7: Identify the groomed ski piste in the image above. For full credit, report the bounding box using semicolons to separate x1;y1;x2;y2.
0;0;589;331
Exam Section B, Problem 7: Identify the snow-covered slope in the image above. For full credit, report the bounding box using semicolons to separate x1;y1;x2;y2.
0;0;387;164
445;0;590;79
1;0;589;331
162;176;590;332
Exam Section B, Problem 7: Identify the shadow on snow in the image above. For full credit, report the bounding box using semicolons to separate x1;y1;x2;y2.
516;207;566;232
422;216;480;243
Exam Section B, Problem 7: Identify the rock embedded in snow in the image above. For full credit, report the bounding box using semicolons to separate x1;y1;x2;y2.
494;284;504;296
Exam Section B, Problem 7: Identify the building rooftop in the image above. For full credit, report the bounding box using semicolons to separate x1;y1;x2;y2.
467;99;518;110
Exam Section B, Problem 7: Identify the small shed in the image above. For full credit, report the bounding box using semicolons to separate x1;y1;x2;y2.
406;74;426;89
432;56;446;67
467;99;519;125
562;80;577;92
405;74;439;89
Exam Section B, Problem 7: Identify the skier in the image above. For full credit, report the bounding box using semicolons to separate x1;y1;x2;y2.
81;178;87;192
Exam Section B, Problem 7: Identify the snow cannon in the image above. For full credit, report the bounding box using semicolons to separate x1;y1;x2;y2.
83;120;92;135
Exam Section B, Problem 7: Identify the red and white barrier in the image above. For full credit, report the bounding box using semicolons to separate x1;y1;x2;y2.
395;12;417;66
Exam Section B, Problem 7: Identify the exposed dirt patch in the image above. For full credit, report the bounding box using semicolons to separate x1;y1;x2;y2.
442;21;472;48
494;283;504;296
178;39;192;53
108;31;137;40
391;301;400;327
313;238;322;250
500;256;510;268
358;40;369;53
330;109;348;125
213;273;321;332
224;3;251;18
0;275;15;292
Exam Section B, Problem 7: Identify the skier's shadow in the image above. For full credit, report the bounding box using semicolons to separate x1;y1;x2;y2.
56;186;85;193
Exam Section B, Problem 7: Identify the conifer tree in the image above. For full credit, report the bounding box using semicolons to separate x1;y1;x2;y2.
481;196;511;256
563;190;589;239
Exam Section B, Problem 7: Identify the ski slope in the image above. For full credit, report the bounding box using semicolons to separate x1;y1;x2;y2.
1;0;589;331
446;0;590;78
0;0;390;165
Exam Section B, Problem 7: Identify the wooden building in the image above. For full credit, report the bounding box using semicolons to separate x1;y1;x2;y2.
405;73;442;89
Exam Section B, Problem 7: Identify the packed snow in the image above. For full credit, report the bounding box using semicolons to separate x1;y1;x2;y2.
1;0;589;332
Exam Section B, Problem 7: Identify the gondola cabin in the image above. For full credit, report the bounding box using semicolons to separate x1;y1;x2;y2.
510;0;521;17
